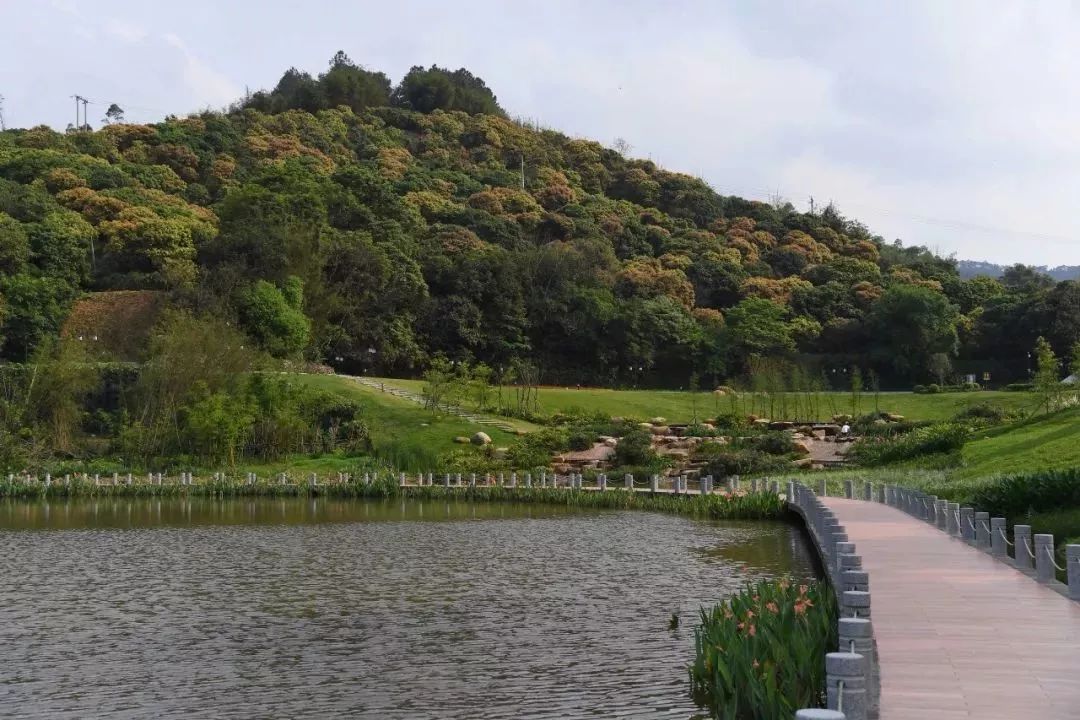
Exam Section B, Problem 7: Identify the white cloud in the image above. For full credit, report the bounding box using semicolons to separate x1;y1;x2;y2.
163;33;240;108
106;19;147;43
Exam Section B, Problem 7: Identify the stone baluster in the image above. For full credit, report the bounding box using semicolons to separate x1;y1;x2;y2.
990;517;1007;556
650;475;659;493
960;507;975;543
826;651;867;720
946;502;960;536
975;511;990;550
863;481;872;501
1068;545;1080;600
525;473;532;488
843;480;853;499
598;474;606;491
1034;534;1056;583
842;590;871;619
838;616;874;702
625;473;633;490
1014;525;1033;572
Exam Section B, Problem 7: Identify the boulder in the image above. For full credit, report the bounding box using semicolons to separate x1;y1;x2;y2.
753;418;772;427
768;421;794;431
603;437;618;448
638;422;654;430
650;417;667;425
791;457;813;469
453;436;471;444
832;414;853;423
821;424;841;437
792;440;812;456
471;431;492;445
650;425;671;435
493;447;509;459
515;429;529;436
886;413;905;422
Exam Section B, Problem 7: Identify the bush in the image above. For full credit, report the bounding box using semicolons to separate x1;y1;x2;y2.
702;448;791;477
755;431;795;456
912;384;929;394
969;468;1080;519
952;403;1013;426
690;579;837;718
1006;382;1035;392
613;428;656;466
506;427;567;469
926;383;941;394
848;422;968;466
567;429;593;451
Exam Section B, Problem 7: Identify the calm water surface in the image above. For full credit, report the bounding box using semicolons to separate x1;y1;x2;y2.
0;498;815;719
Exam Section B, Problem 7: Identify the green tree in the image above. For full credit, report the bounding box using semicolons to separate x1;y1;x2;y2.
866;284;959;381
722;298;795;368
237;278;311;358
1033;336;1061;413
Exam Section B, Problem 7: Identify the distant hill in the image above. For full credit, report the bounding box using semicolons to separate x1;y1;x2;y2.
957;260;1080;281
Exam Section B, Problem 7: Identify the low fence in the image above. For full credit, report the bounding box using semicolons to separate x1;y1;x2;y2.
820;478;1080;602
787;482;877;720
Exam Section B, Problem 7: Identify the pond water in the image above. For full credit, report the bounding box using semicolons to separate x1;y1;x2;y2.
0;498;816;719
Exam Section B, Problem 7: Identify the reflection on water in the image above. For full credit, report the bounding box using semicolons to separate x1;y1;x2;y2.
0;498;815;719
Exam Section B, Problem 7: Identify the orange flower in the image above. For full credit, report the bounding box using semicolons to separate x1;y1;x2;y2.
745;609;755;619
748;624;757;637
779;579;791;590
723;608;734;619
766;602;779;614
799;584;808;595
793;601;807;616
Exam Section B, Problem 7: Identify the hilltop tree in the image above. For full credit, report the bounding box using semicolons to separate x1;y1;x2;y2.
101;103;125;125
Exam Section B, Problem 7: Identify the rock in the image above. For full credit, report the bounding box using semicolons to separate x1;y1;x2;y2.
650;417;667;425
792;440;812;456
753;418;772;427
791;457;813;469
638;422;654;430
493;447;509;459
873;418;888;426
886;413;905;422
701;423;715;430
650;425;670;435
603;437;618;448
453;436;471;444
471;431;492;445
822;424;841;437
832;414;853;423
768;421;794;431
662;448;690;459
515;429;528;436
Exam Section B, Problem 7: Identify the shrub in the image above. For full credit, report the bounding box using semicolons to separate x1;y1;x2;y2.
912;384;929;394
567;429;593;451
1006;382;1035;392
613;428;656;466
703;448;791;477
952;402;1013;426
848;422;968;466
969;468;1080;519
755;431;795;456
690;579;837;719
926;383;941;394
506;427;567;469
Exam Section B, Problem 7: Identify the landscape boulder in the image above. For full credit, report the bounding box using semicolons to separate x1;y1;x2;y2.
768;421;794;431
821;424;840;437
886;413;905;422
493;447;509;459
791;457;813;469
471;431;492;445
650;425;671;435
792;440;812;456
603;437;618;448
832;414;852;423
649;417;667;425
453;436;471;444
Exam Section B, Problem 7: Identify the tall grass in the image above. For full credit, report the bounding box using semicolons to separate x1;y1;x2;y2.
690;579;837;719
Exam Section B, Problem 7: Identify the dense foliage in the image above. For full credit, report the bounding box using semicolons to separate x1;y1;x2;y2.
690;579;837;719
1;52;1078;393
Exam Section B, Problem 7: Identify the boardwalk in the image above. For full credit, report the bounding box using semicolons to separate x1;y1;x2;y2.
822;497;1080;720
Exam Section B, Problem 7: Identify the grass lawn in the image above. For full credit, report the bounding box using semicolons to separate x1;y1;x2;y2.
290;374;530;471
367;377;1040;424
956;407;1080;480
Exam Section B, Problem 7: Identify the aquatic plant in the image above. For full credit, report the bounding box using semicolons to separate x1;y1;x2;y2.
690;578;837;719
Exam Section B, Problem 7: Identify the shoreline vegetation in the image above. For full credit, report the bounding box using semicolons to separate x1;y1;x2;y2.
0;477;788;519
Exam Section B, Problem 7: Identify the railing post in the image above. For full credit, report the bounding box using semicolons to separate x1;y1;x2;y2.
796;710;846;719
1014;525;1033;572
876;484;886;503
826;651;867;720
650;475;659;493
1034;534;1056;583
842;570;869;592
838;617;874;700
1068;545;1080;600
935;499;948;531
975;511;990;550
862;481;871;501
769;480;780;494
598;474;606;491
624;473;633;490
946;502;960;536
843;480;853;499
817;478;827;496
990;517;1007;556
927;495;938;525
842;590;871;619
960;507;975;543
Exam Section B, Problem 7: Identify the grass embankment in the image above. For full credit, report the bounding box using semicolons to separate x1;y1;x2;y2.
368;377;1039;424
246;374;532;474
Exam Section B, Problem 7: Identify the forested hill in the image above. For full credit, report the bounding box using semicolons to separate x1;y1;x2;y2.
957;260;1080;282
0;54;1077;387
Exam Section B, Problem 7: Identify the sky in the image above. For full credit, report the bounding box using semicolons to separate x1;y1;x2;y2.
3;0;1080;266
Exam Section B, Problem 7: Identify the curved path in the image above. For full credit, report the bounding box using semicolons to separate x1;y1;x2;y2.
822;497;1080;720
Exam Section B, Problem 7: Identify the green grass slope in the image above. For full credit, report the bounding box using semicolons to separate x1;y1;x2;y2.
957;407;1080;480
369;378;1039;424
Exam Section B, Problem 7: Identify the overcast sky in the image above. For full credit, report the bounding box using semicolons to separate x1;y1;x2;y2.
3;0;1080;265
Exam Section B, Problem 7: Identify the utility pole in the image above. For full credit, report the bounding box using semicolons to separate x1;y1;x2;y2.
72;94;90;131
809;196;815;214
80;96;89;130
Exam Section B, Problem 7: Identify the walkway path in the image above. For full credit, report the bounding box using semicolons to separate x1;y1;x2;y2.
822;497;1080;720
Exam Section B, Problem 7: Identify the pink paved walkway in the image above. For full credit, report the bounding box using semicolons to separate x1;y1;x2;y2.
822;497;1080;720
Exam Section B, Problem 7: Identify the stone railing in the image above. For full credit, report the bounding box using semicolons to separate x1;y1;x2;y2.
787;481;877;720
821;478;1080;602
